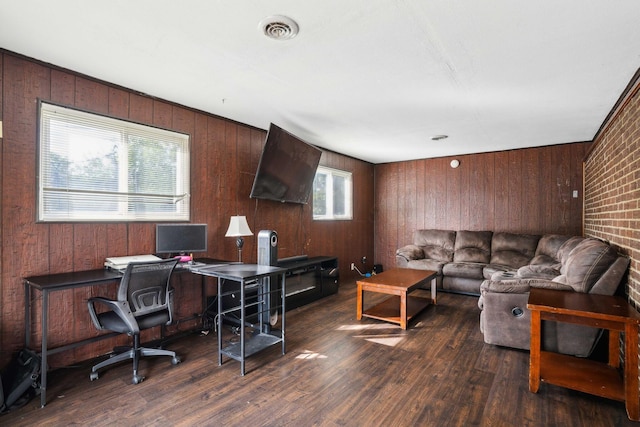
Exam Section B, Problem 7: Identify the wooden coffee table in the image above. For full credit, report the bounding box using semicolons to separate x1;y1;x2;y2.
356;268;437;329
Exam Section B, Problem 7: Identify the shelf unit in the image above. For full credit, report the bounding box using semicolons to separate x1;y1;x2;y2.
194;264;286;375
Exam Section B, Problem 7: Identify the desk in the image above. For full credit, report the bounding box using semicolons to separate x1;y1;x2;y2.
24;258;226;407
527;288;640;421
192;264;286;375
24;269;124;407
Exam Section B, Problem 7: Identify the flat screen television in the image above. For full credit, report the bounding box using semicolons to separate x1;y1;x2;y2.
155;223;207;255
250;123;322;204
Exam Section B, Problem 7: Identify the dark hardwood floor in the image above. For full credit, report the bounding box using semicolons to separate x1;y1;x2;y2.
2;282;635;426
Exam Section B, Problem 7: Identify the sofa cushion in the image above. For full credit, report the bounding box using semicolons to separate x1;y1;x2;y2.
489;269;518;280
531;234;572;266
483;264;512;279
407;258;447;274
490;232;540;269
396;244;424;261
558;236;586;274
516;264;561;280
442;262;485;279
563;238;617;293
413;229;456;262
453;230;492;263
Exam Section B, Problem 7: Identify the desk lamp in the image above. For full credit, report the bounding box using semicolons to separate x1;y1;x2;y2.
225;216;253;262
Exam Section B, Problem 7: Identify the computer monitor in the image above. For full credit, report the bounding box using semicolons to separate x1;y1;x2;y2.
155;223;208;255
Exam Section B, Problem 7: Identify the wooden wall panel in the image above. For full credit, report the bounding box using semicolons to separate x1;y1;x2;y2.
524;148;542;232
570;143;588;231
0;51;375;366
2;56;51;356
493;151;510;232
446;157;462;230
506;150;523;231
0;52;3;357
374;143;590;271
414;160;426;231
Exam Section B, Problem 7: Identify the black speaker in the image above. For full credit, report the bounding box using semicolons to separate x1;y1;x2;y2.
257;230;278;266
257;230;278;332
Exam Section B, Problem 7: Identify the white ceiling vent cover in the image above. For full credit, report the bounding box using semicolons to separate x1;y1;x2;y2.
260;15;299;40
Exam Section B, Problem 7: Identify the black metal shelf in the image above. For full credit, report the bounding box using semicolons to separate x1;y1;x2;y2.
220;331;283;360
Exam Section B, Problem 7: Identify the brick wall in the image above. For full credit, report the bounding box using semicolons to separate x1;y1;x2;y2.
584;74;640;305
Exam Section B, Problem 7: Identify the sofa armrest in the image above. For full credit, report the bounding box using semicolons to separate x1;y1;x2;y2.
396;244;424;262
480;278;574;295
480;279;531;295
590;256;630;295
478;277;602;356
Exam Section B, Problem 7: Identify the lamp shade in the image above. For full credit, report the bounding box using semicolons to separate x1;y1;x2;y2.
225;216;253;237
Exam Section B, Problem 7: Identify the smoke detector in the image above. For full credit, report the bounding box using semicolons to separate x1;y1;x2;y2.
260;15;299;40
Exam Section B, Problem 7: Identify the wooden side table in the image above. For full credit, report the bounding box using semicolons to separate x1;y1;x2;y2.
527;288;640;421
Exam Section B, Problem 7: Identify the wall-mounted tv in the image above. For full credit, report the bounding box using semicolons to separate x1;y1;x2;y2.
250;123;322;204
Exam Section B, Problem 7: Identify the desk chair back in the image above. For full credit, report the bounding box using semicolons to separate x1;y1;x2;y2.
119;259;178;321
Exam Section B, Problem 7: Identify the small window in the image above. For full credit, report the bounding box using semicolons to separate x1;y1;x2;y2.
38;101;190;222
313;166;352;220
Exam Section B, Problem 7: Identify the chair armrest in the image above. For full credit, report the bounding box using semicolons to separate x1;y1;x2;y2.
87;297;139;334
396;244;424;262
167;288;175;325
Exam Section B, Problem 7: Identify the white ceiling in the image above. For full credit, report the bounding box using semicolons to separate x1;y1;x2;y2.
1;1;640;164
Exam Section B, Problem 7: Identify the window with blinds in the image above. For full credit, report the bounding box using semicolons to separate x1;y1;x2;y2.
38;101;190;222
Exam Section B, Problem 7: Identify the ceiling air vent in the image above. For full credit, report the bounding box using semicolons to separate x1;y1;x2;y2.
260;15;299;40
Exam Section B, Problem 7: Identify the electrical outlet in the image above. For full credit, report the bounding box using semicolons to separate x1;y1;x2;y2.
361;256;367;264
350;262;355;271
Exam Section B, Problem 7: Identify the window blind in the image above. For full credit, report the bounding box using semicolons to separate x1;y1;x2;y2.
38;101;190;222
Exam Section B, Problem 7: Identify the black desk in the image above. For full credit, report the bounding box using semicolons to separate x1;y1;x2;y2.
24;269;124;407
192;264;286;375
23;258;227;407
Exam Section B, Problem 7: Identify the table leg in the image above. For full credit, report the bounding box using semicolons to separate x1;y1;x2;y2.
40;289;49;408
431;277;437;305
624;323;639;421
217;278;223;367
400;291;407;330
281;273;286;355
529;309;541;393
609;330;620;368
201;274;207;323
356;283;363;320
24;281;31;349
240;279;245;376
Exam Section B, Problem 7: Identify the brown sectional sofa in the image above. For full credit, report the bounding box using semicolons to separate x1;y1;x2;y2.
396;229;544;294
396;229;630;357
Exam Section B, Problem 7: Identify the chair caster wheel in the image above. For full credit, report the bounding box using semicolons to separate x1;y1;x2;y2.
171;356;181;365
90;372;99;381
132;375;144;384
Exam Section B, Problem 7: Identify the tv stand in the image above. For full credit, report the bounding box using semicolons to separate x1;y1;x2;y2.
277;256;339;310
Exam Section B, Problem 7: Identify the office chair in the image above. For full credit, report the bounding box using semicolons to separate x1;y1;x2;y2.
87;258;181;384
